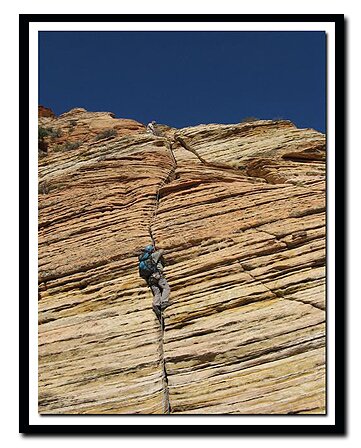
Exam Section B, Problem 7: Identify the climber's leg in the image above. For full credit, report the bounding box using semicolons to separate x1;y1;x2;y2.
158;275;170;310
150;284;162;320
150;284;161;307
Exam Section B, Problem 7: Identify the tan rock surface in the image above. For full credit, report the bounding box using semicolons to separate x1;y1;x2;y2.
38;110;326;414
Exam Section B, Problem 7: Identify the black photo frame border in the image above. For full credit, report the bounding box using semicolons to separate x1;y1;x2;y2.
19;13;345;436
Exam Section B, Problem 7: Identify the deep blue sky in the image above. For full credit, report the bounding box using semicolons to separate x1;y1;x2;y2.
39;31;325;132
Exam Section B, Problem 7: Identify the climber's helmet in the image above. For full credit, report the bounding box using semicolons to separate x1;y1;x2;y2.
144;244;154;253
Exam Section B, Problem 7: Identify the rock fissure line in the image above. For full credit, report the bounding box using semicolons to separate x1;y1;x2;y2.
174;134;246;174
148;137;178;414
148;133;243;413
241;262;323;312
149;140;178;245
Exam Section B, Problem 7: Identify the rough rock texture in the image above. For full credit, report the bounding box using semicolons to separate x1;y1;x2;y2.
39;105;56;118
38;109;326;414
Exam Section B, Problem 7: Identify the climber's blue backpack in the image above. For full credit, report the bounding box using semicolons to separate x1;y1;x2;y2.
138;251;157;280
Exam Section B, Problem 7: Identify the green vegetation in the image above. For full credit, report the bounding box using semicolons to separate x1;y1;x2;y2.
94;128;117;141
38;126;61;139
38;127;50;155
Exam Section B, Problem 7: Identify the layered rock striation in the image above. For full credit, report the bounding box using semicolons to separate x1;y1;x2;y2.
38;109;326;414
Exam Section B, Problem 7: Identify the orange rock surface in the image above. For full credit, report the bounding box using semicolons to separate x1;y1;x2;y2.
38;110;326;414
38;105;56;118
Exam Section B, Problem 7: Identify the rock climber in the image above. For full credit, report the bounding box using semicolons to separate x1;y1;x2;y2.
138;244;170;320
146;120;161;136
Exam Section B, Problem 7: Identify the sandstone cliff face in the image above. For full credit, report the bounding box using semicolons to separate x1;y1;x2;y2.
38;109;326;414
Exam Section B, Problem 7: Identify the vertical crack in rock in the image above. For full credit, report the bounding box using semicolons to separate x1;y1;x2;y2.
159;321;171;414
147;135;240;413
148;134;250;414
148;138;177;414
149;139;177;245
